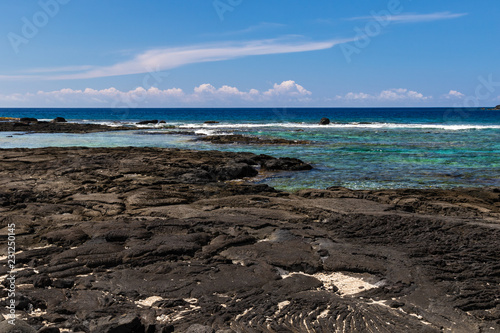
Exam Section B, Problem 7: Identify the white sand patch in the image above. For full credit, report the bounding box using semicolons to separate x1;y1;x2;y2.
156;314;169;322
30;245;55;250
76;273;93;277
370;299;390;308
278;268;383;296
235;307;253;321
232;259;245;266
183;298;198;304
135;296;163;307
317;307;330;319
31;308;47;317
277;300;290;311
156;305;201;323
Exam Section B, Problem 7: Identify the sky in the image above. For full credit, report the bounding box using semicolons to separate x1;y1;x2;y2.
0;0;499;108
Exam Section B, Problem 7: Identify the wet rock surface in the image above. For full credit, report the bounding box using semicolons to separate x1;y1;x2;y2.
0;148;498;332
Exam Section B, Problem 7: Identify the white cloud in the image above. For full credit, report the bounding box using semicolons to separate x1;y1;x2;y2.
348;12;467;24
263;80;311;97
336;88;430;102
442;90;465;99
344;92;371;100
1;37;352;81
0;80;312;107
378;88;429;100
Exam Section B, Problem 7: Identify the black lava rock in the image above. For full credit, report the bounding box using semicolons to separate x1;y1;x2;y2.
137;120;158;125
261;157;313;171
51;117;67;123
319;117;330;125
33;275;52;288
20;117;38;123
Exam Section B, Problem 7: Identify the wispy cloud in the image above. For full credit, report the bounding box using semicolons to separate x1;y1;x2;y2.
214;22;286;36
1;37;351;81
348;11;467;24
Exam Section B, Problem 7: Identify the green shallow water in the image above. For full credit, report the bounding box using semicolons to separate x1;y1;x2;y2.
2;126;499;191
1;107;499;191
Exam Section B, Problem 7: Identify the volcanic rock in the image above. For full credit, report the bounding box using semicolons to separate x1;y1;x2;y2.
20;117;38;123
0;122;136;133
51;117;67;123
260;157;313;171
0;147;498;332
137;120;159;125
198;134;310;145
319;117;330;125
0;319;37;333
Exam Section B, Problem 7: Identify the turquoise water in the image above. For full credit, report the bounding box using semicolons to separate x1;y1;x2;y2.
1;108;499;190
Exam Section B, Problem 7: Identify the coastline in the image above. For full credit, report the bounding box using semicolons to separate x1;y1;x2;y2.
0;146;498;332
0;120;142;134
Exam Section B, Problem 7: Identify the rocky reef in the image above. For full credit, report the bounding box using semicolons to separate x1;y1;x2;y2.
0;147;499;332
197;134;310;145
0;120;136;134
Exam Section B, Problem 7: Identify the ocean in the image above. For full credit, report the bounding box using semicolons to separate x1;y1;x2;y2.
1;107;499;191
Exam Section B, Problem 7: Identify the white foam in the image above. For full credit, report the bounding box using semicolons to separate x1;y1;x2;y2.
194;129;217;136
68;120;500;131
179;122;500;131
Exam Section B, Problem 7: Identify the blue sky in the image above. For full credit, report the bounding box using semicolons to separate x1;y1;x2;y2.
0;0;499;107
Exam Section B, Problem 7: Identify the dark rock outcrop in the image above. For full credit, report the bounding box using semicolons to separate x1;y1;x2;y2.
0;122;136;133
198;134;310;145
319;117;330;125
50;117;67;123
137;120;159;125
203;121;219;124
0;147;498;332
20;117;38;123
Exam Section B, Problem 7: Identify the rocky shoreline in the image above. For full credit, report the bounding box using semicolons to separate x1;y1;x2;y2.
0;120;138;134
0;147;499;332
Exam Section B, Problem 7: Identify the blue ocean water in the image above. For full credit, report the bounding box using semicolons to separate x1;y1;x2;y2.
1;107;499;190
